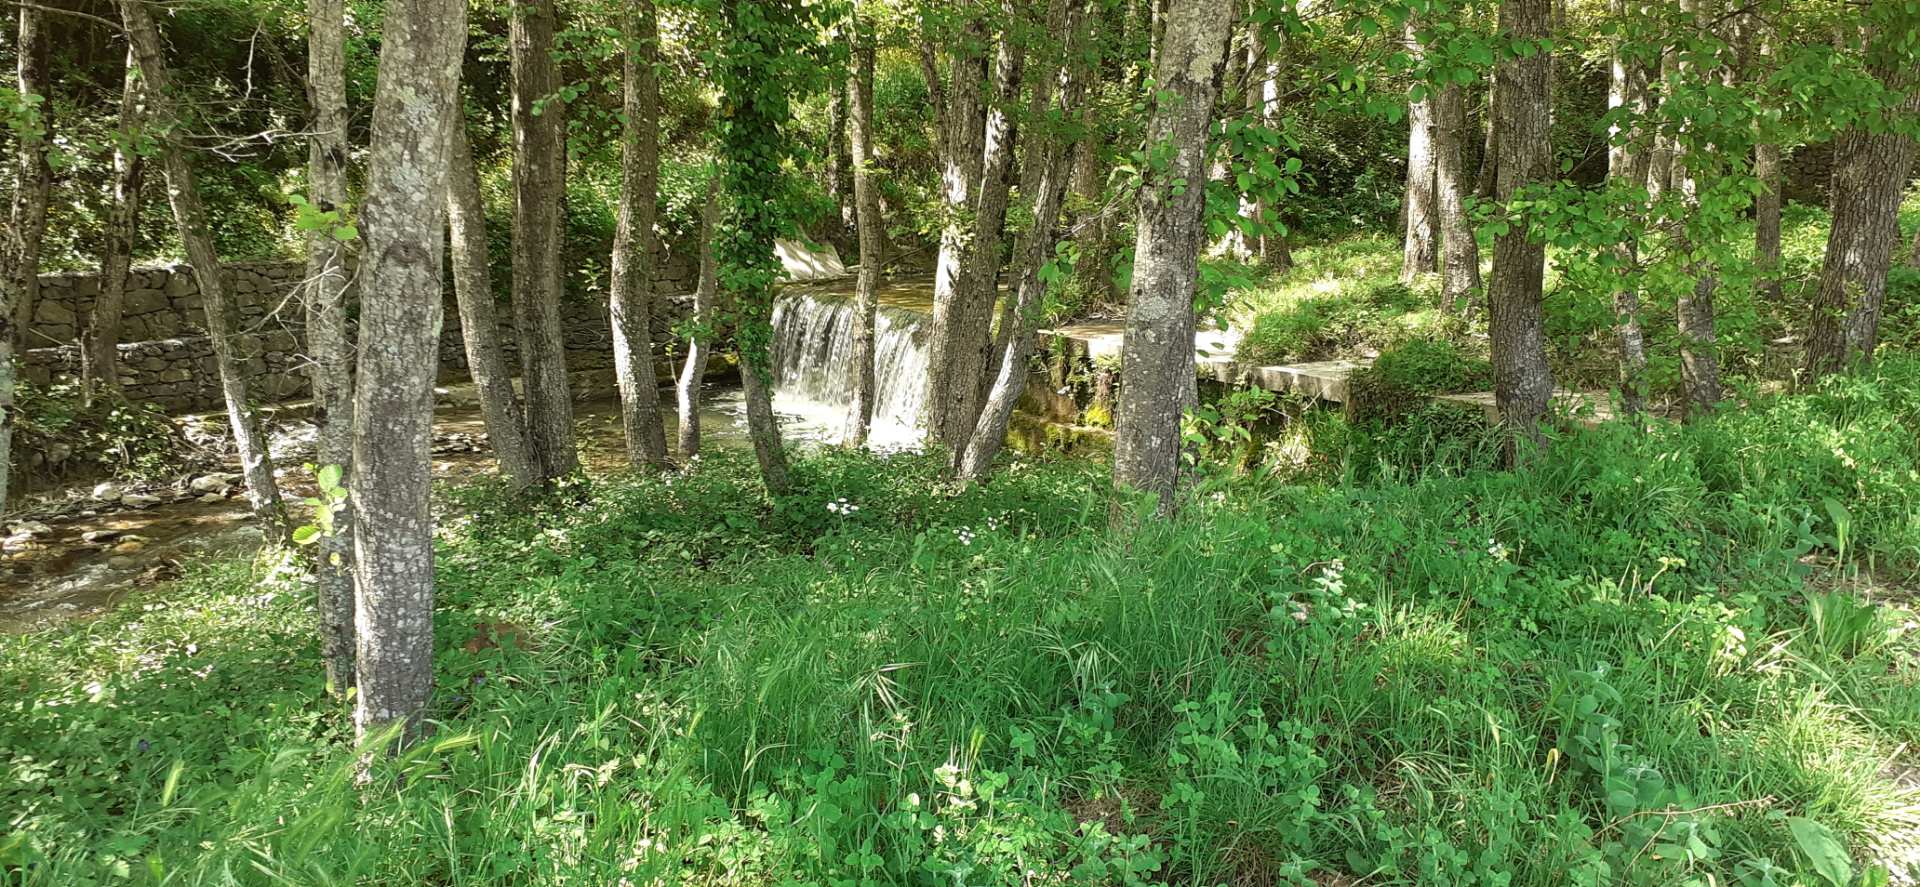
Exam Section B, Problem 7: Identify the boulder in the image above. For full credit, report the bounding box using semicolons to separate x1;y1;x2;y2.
120;493;163;509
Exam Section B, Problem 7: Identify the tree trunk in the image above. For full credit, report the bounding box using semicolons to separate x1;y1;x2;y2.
447;123;538;486
1645;51;1675;203
844;0;884;449
959;0;1090;481
305;0;357;695
1256;55;1293;271
82;51;146;401
1670;0;1721;416
610;1;669;469
1111;0;1232;520
676;175;720;456
923;21;992;454
1485;0;1556;439
1434;80;1480;307
1474;83;1498;200
0;3;52;513
1606;0;1648;416
350;0;466;748
1399;19;1439;284
511;0;578;483
827;75;854;237
1753;140;1784;302
122;0;292;543
1805;79;1919;380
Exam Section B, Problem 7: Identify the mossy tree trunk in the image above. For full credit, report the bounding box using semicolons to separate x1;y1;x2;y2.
1485;0;1556;440
511;0;579;483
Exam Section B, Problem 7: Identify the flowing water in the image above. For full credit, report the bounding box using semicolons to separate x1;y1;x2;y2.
3;280;944;630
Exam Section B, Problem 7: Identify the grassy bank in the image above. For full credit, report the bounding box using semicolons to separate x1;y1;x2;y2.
5;359;1920;885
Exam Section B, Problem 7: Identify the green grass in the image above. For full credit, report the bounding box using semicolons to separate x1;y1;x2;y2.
5;360;1920;885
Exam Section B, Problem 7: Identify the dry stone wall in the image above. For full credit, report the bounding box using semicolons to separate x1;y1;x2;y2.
22;255;701;413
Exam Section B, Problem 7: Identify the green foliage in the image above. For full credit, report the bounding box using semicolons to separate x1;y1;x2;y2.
1237;277;1430;364
8;361;1920;883
10;381;189;486
1346;338;1492;424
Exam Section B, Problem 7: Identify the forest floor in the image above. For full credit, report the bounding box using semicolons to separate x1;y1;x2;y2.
4;354;1919;885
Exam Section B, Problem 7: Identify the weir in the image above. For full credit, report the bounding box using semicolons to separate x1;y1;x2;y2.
769;290;933;449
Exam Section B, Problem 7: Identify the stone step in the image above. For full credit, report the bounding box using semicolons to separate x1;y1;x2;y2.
1244;359;1370;403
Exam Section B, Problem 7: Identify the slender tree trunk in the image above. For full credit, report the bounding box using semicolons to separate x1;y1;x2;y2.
122;0;292;543
1485;0;1556;439
1474;83;1498;200
924;21;992;454
1805;77;1919;380
610;1;669;469
350;0;466;748
82;51;146;401
844;0;884;448
1670;0;1721;416
960;0;1090;480
511;0;578;482
305;0;357;694
1256;55;1293;271
1606;0;1648;416
827;75;854;236
676;175;719;456
1399;19;1439;284
1111;0;1232;520
447;123;537;486
1434;80;1481;307
0;4;52;513
1753;139;1784;301
1645;51;1675;203
917;26;950;169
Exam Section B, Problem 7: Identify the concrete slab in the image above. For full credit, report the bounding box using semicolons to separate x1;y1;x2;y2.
1245;359;1370;403
1433;390;1616;426
776;239;848;281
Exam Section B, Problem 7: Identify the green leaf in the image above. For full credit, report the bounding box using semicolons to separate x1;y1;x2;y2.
292;526;322;546
317;464;343;490
1787;816;1852;887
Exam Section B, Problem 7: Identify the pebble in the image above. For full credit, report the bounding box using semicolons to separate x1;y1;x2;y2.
120;493;163;509
91;482;122;500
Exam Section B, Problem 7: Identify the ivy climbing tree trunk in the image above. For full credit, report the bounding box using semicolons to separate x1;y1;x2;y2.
511;0;579;483
1805;73;1919;380
1;2;53;513
676;175;720;456
447;123;538;487
959;0;1091;481
1111;0;1232;521
1433;79;1480;308
610;0;670;469
82;50;146;401
305;0;357;694
717;0;814;496
843;0;883;449
1399;17;1439;285
351;0;466;748
1485;0;1556;440
122;0;293;544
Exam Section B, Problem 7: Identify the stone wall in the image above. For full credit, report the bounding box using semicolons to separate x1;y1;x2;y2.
22;253;702;413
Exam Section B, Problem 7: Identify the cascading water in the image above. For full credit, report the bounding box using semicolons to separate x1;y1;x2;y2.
770;290;931;450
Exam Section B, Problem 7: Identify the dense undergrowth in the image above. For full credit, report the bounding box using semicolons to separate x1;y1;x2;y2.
5;359;1920;886
1230;198;1920;399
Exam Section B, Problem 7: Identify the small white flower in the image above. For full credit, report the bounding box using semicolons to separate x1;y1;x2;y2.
1487;539;1511;561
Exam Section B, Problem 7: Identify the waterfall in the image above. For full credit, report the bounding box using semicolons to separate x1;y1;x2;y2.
769;290;930;449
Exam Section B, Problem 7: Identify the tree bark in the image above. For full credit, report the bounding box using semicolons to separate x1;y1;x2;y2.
0;3;52;513
827;75;854;236
350;0;466;748
1804;77;1919;380
122;0;293;543
1434;80;1480;307
447;123;538;487
1753;140;1784;301
1606;0;1648;416
305;0;357;695
511;0;578;482
676;175;720;456
959;0;1091;480
1485;0;1556;439
843;0;884;449
1256;54;1293;271
1670;0;1721;416
1645;50;1675;203
610;1;669;469
1399;18;1439;284
82;50;146;401
923;19;993;455
1111;0;1232;519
